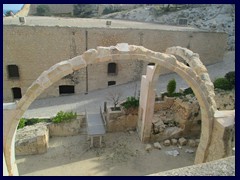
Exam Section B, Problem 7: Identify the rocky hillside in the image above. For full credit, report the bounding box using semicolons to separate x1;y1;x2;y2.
100;4;235;50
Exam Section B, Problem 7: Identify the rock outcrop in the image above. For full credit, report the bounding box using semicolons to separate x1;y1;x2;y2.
101;4;235;50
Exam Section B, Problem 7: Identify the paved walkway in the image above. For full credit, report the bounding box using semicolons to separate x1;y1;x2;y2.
23;51;235;118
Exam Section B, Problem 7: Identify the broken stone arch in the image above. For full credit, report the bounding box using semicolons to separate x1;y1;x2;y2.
3;43;216;175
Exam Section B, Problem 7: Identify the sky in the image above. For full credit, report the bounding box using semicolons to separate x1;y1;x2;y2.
3;4;24;10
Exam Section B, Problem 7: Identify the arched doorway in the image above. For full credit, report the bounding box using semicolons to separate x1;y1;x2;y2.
3;43;216;175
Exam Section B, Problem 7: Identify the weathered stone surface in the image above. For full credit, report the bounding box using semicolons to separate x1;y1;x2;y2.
145;144;153;152
15;123;49;155
106;107;138;132
68;56;87;71
188;139;197;147
82;49;98;64
215;89;235;110
48;117;83;137
153;142;162;149
163;140;171;146
171;138;178;145
206;110;235;162
179;137;187;146
195;139;200;146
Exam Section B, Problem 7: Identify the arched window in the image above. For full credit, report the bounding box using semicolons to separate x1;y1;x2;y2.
7;65;19;78
12;87;22;99
108;63;117;75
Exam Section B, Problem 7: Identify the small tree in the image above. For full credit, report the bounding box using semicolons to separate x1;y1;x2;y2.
214;78;232;90
36;5;51;16
106;91;123;111
167;79;176;97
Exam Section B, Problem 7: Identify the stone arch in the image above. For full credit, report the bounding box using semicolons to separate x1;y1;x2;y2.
3;43;216;175
139;46;216;164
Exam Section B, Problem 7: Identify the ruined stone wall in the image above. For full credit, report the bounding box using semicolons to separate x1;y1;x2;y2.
151;89;235;142
152;96;201;142
106;107;138;132
3;25;227;102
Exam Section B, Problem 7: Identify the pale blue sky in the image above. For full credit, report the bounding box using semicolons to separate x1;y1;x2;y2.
3;4;24;10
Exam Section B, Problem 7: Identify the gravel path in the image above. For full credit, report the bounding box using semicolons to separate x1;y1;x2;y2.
23;51;235;118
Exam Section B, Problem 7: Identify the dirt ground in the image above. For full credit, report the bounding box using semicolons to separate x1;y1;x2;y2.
16;131;197;176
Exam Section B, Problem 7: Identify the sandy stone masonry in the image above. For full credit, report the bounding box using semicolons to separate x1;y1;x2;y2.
3;44;234;176
3;19;228;102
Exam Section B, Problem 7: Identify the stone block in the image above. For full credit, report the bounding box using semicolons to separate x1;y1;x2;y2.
153;142;162;150
171;138;178;145
145;144;153;152
163;139;171;146
15;123;49;155
179;137;187;146
82;49;98;64
68;56;86;71
188;139;197;147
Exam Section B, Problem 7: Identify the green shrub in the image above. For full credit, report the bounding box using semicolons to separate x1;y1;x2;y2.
214;77;233;90
225;71;235;88
167;79;176;97
52;111;77;123
172;92;182;97
24;118;50;126
17;118;26;129
122;96;139;109
183;87;194;95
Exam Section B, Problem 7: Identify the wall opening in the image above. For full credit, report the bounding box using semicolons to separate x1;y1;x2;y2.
59;85;75;95
108;81;116;86
178;18;188;26
148;63;155;66
12;87;22;99
108;63;117;75
7;65;20;79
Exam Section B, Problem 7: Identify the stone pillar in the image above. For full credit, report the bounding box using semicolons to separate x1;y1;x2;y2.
3;103;19;176
137;66;156;142
206;110;235;162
